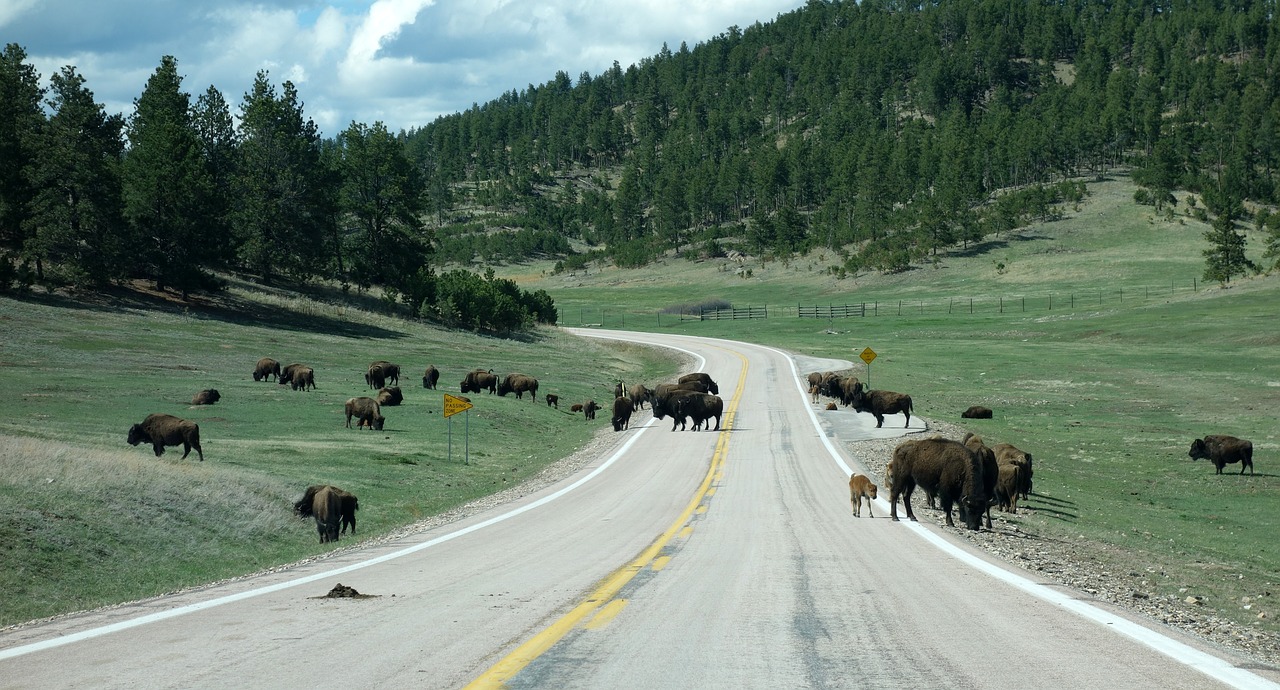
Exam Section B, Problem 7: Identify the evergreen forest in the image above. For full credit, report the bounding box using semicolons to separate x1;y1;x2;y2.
4;0;1280;327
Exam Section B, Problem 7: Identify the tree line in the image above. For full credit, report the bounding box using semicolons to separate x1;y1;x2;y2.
0;48;554;332
6;1;1280;305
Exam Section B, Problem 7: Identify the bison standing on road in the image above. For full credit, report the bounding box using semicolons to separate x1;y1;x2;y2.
628;383;654;410
888;437;986;530
611;396;634;431
127;413;204;461
850;386;913;428
344;397;385;430
678;372;719;395
1189;435;1254;475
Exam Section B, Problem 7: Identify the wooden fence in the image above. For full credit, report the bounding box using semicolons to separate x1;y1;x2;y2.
797;304;866;318
678;305;768;321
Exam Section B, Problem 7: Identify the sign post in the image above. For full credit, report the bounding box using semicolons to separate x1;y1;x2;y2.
859;347;877;391
443;394;475;464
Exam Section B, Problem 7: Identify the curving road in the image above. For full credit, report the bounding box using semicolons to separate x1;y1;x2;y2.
1;330;1276;689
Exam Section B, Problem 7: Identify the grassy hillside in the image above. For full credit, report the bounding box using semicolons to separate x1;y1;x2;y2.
0;284;680;627
501;175;1280;637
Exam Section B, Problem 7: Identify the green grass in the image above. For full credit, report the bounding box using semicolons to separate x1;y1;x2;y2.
0;285;678;626
498;174;1280;635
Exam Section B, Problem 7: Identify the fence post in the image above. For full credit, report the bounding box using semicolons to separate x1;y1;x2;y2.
898;300;902;316
1000;297;1004;313
969;298;973;314
949;298;953;314
1022;297;1025;312
1049;294;1053;310
1193;278;1197;292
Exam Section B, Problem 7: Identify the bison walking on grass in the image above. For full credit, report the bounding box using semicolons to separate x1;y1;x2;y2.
583;400;600;420
127;413;204;461
888;437;987;530
296;485;361;538
279;363;316;391
366;361;401;390
461;369;498;394
497;373;539;402
1189;435;1254;475
252;357;280;382
344;397;385;430
545;394;559;408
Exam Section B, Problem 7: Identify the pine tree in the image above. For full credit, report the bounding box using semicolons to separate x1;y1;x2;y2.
0;44;44;269
193;85;237;268
24;66;126;286
1202;194;1256;286
122;56;215;297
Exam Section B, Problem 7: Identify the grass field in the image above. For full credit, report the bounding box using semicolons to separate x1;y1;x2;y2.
0;284;680;627
501;175;1280;636
2;173;1276;639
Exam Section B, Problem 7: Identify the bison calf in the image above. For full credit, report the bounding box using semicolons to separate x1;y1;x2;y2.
1189;435;1254;475
545;393;559;408
849;473;878;518
127;413;204;461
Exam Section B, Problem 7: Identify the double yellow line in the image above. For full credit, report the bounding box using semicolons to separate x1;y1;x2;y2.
465;351;748;688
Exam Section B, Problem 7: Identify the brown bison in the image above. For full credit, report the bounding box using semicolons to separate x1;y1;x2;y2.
545;393;559;408
684;394;724;431
961;405;993;419
1189;435;1254;475
279;363;315;391
995;463;1024;514
497;373;539;402
376;386;403;406
849;386;913;428
836;376;863;407
127;413;204;461
569;403;584;413
628;383;654;410
992;443;1034;499
583;400;600;420
849;473;878;518
825;402;838;411
611;396;634;431
366;361;401;390
678;372;719;395
294;485;341;543
962;433;999;529
461;369;498;394
191;389;220;405
614;381;624;399
294;485;359;536
422;365;440;389
252;357;280;382
344;397;385;430
888;437;987;530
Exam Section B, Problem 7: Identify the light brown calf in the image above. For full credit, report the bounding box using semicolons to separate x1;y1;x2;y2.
849;473;879;518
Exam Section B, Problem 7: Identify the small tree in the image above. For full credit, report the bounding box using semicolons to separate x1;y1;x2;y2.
1201;194;1256;285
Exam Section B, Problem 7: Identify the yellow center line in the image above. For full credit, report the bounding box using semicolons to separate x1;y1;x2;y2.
464;349;749;689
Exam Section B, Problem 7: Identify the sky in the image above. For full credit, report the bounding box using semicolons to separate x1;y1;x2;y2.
5;0;806;136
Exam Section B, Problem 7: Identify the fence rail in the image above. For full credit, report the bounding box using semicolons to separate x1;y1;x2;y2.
679;305;768;321
797;304;866;318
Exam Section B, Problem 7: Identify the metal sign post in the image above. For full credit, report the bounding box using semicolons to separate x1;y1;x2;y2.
860;347;877;390
443;394;475;464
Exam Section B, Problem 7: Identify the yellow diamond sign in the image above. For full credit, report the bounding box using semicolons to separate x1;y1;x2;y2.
443;394;474;418
860;347;877;365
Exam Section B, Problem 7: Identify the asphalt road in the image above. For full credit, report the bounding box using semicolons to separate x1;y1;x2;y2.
1;330;1275;689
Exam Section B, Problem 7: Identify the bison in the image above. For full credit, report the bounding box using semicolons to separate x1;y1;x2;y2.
294;485;359;536
611;396;634;431
992;443;1034;499
294;485;341;543
888;437;987;530
545;393;559;408
422;365;440;389
849;473;878;518
836;376;863;407
366;361;401;390
127;413;204;461
676;393;724;432
344;397;385;430
279;363;315;391
1189;435;1254;475
628;383;654;410
678;372;719;395
570;403;584;413
614;381;624;399
461;369;498;394
191;389;220;405
252;357;280;382
850;386;913;428
962;433;999;529
995;463;1024;513
376;386;403;406
583;400;600;420
497;373;539;402
961;405;993;419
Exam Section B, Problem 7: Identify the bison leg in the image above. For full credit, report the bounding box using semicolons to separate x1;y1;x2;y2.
152;443;166;457
903;411;911;428
713;415;721;431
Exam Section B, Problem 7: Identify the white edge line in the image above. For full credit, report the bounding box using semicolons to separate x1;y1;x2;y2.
0;341;707;662
763;343;1275;690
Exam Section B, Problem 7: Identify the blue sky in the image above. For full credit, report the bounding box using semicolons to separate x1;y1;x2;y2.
4;0;805;136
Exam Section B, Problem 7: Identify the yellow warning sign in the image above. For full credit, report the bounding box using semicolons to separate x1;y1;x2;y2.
860;347;877;365
443;394;474;418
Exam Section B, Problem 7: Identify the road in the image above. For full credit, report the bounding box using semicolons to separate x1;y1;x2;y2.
1;330;1275;689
